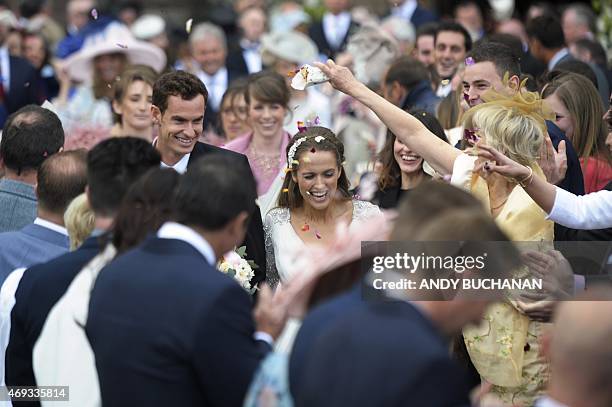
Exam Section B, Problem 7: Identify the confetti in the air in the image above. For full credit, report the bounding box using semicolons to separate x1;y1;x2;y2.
314;230;322;239
282;188;289;193
24;82;30;87
91;9;98;20
186;18;193;33
116;43;128;49
301;224;310;232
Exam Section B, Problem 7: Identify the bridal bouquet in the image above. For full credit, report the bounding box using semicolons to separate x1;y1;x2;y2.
218;246;258;293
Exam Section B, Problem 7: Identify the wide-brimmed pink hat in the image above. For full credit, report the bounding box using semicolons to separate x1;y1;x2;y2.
63;22;166;83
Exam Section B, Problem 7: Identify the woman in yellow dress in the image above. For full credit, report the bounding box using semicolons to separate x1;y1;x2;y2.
317;60;554;406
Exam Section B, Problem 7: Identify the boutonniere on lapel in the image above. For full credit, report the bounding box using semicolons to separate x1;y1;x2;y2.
218;246;259;294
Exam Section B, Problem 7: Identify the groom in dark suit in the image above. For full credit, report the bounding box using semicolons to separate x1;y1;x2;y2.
87;154;283;406
151;70;266;288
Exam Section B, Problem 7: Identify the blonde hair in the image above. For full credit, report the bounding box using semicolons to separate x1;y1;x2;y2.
463;80;553;167
64;193;96;251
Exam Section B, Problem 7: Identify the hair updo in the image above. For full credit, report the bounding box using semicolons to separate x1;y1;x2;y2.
277;127;352;209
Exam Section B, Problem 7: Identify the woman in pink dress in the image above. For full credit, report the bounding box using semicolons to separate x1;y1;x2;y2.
224;71;292;196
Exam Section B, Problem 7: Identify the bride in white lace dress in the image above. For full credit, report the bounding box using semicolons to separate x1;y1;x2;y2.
264;126;381;288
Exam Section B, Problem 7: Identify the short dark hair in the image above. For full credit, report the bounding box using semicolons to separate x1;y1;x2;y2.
112;167;179;254
87;137;161;217
384;56;429;89
573;38;608;67
37;150;88;214
0;105;65;175
434;21;472;52
245;70;290;110
152;70;208;114
467;41;522;78
416;22;439;41
526;15;565;49
173;154;257;230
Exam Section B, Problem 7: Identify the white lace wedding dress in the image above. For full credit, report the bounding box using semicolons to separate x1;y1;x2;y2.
263;199;382;288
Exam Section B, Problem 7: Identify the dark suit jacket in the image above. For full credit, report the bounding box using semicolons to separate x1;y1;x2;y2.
545;121;585;241
290;285;471;406
226;45;251;79
87;237;269;406
188;142;266;287
410;5;438;28
308;18;359;60
2;56;45;127
400;79;440;116
5;236;103;404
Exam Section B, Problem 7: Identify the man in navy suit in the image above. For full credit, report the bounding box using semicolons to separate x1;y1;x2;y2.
0;150;87;286
152;70;266;288
87;154;284;406
5;138;161;400
308;0;359;60
0;16;45;127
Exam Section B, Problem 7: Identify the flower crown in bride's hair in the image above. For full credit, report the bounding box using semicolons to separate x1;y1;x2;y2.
286;117;325;167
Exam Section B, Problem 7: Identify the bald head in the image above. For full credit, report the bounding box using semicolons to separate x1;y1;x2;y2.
37;150;88;215
548;288;612;407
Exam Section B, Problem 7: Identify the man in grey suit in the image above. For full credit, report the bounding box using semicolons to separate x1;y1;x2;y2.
0;105;65;232
0;150;87;285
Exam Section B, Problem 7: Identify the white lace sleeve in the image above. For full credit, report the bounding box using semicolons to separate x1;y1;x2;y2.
263;208;289;289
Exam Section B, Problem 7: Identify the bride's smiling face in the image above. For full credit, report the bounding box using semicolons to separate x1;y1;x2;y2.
292;150;341;210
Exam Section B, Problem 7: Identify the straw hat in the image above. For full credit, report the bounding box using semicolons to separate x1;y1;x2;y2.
63;22;166;83
260;30;318;66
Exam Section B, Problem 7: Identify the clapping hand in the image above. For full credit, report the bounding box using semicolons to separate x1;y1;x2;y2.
538;137;567;185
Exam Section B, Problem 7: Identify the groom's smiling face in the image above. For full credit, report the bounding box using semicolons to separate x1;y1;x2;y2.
153;95;205;159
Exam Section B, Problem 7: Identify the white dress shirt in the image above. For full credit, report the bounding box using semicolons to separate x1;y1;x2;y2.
0;46;10;94
0;267;26;397
157;222;216;265
240;39;262;74
322;12;351;50
196;67;228;112
391;0;417;21
547;187;612;230
34;217;68;236
548;48;569;71
153;137;191;174
160;152;190;174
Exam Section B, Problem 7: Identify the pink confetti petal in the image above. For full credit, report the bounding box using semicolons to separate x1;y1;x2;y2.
314;229;322;239
91;9;98;20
